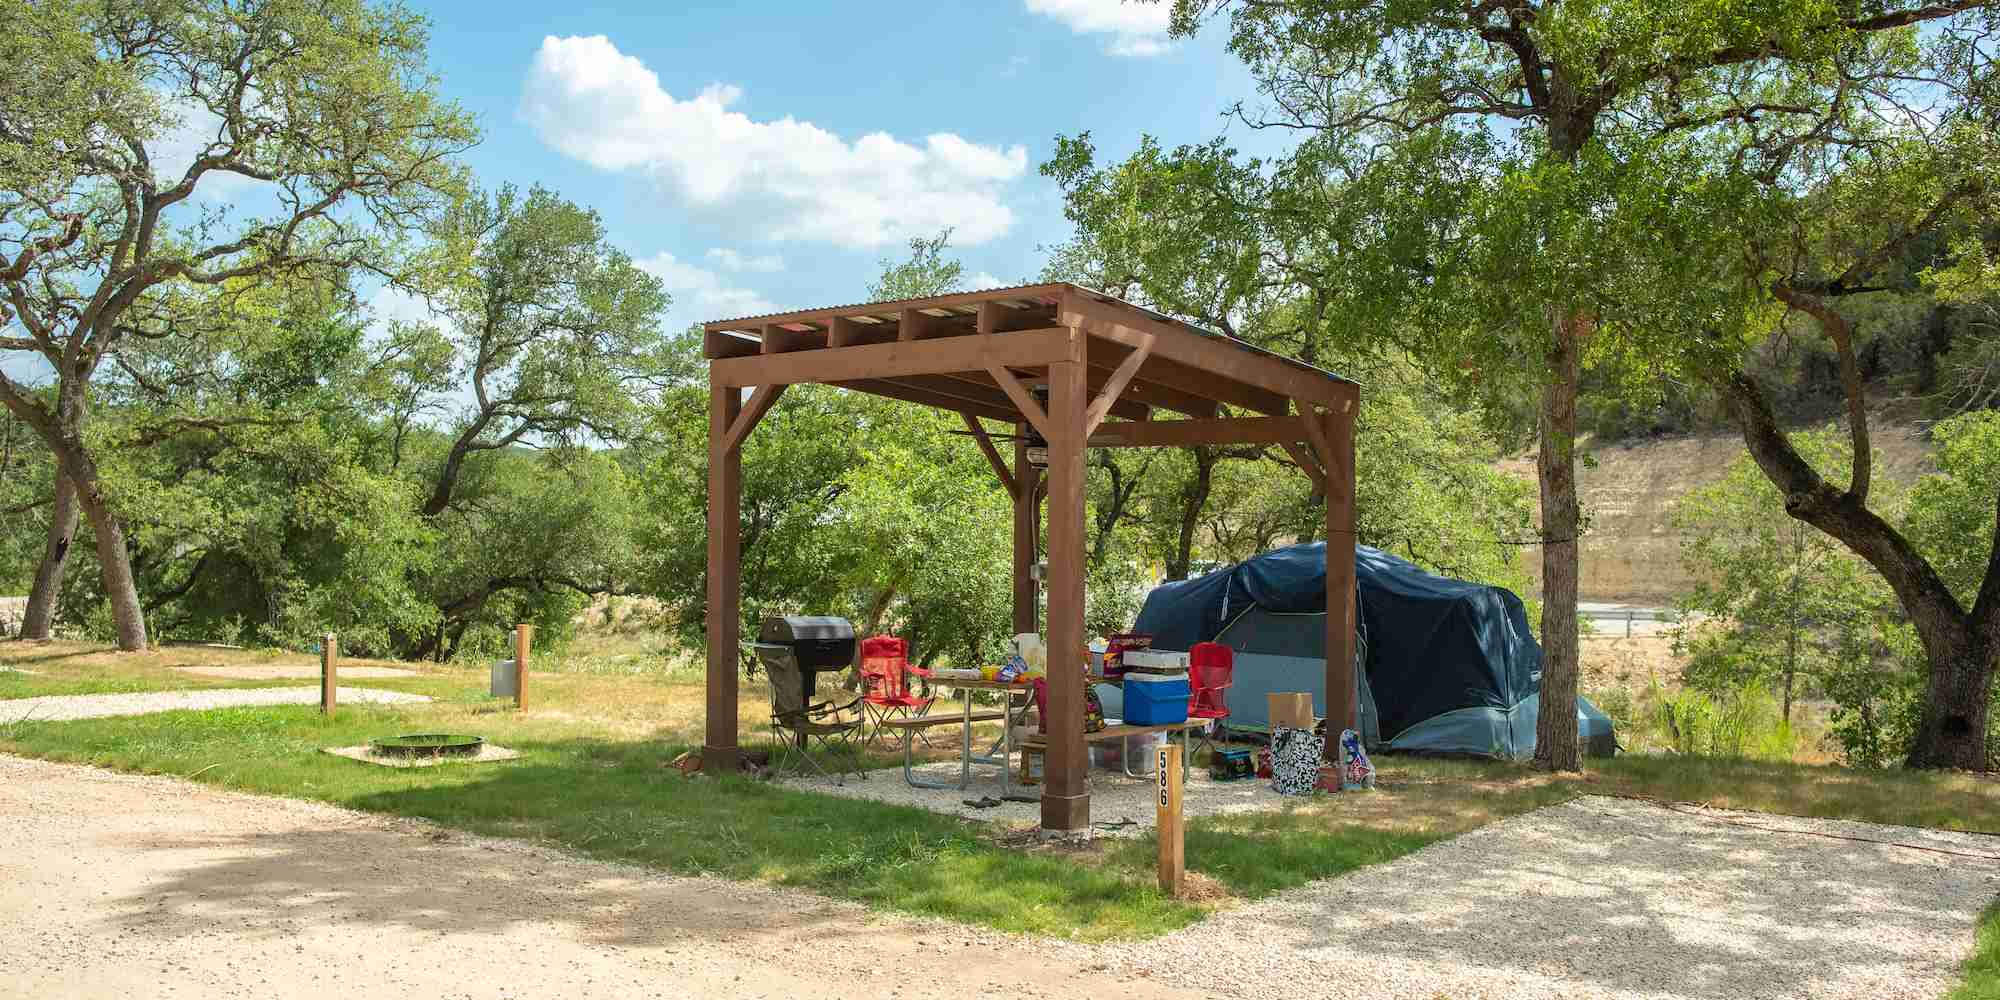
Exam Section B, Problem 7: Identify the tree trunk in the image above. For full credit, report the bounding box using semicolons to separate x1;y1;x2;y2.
1905;620;1994;770
72;475;147;651
1533;314;1584;772
19;470;78;640
1168;452;1218;580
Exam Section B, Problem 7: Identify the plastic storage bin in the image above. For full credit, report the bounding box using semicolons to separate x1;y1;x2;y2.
1122;673;1191;724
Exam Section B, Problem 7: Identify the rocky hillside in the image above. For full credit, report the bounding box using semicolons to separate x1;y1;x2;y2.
1500;421;1936;603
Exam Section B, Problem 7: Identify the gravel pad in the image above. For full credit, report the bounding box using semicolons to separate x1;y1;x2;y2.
779;759;1289;834
0;686;429;723
1111;795;2000;1000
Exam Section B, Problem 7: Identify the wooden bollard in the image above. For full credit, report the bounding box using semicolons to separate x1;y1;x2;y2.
513;624;533;711
1157;742;1184;895
320;632;338;716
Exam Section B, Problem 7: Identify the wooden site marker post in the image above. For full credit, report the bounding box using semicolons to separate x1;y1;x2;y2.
1157;743;1184;895
320;632;337;716
513;624;533;711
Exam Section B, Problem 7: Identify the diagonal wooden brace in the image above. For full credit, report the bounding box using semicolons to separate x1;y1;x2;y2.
1082;338;1151;439
723;384;786;454
986;364;1052;440
960;411;1019;498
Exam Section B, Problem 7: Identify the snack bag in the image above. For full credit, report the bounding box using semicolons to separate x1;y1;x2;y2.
1339;729;1376;791
996;653;1029;682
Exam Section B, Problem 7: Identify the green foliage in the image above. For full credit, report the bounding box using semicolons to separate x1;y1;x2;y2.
867;229;965;301
1905;411;2000;606
1671;430;1890;714
1651;683;1796;761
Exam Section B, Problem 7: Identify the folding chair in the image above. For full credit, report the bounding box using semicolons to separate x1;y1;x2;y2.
755;641;864;785
1187;641;1234;762
857;635;935;747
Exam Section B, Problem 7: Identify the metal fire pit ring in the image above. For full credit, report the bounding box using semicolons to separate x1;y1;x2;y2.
369;733;486;758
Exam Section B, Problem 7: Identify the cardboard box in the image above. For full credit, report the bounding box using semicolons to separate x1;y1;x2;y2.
1268;692;1316;730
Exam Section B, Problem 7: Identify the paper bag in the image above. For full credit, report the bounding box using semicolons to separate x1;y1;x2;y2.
1267;692;1316;730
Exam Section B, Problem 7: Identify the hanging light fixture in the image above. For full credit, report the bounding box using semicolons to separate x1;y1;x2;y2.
1024;385;1049;468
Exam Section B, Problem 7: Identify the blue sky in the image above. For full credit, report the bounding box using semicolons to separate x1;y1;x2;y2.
408;0;1290;331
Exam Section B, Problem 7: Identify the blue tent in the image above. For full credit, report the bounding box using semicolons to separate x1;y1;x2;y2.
1131;542;1616;759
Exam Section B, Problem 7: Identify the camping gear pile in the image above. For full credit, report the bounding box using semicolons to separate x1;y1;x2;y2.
1134;542;1618;759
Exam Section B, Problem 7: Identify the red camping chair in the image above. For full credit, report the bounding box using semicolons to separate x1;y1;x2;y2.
1187;641;1234;761
858;635;934;747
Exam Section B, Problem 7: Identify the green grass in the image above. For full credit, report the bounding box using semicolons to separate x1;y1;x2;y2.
1953;901;2000;1000
0;702;1200;940
5;639;1997;948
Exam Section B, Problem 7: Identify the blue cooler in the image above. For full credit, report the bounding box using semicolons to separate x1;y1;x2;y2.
1122;672;1190;725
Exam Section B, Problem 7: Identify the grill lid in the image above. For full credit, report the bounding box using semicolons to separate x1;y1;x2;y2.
758;615;855;644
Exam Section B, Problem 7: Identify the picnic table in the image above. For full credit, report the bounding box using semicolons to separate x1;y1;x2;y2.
881;676;1035;795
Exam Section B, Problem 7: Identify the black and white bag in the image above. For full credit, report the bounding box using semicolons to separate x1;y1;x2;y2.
1270;725;1324;796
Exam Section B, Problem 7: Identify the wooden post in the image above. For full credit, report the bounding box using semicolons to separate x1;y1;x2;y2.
1323;402;1360;759
1157;743;1184;894
319;632;337;716
704;374;744;776
1042;356;1089;833
1012;426;1038;635
513;624;533;711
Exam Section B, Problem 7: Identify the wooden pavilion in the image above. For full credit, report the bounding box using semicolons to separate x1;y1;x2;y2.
700;283;1358;833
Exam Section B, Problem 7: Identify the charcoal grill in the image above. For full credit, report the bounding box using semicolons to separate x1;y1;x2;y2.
752;615;862;784
753;615;857;691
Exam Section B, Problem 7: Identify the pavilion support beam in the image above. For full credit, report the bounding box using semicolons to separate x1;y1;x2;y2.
1061;293;1355;413
1323;402;1359;760
938;369;1151;423
1086;415;1308;449
723;384;786;455
899;307;951;341
1042;357;1089;833
1012;428;1038;635
961;412;1018;498
712;327;1072;386
703;373;744;777
986;364;1052;440
836;379;1020;423
1087;338;1267;417
1280;440;1326;493
1082;339;1151;439
761;323;818;354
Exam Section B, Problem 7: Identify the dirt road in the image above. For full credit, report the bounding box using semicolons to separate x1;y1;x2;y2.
0;755;1184;1000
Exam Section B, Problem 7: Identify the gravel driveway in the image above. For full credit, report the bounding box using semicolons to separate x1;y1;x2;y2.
0;686;429;724
0;755;1194;1000
2;752;1992;1000
1113;796;2000;1000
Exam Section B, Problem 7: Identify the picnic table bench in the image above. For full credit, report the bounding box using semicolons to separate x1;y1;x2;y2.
1019;719;1211;778
884;710;1008;790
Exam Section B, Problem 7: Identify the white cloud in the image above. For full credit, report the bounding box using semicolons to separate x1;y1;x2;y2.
1025;0;1174;56
705;248;784;273
639;251;779;324
522;35;1029;249
968;272;1008;290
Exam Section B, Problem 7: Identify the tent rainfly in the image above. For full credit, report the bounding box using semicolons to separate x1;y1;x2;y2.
699;283;1358;833
1135;543;1619;758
